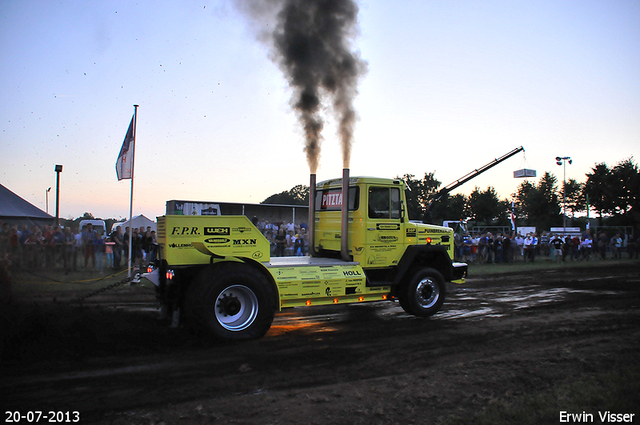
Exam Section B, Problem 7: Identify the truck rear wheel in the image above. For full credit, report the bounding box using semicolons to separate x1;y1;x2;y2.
398;267;446;317
187;263;275;340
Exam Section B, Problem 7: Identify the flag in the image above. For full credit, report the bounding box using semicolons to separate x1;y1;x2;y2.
116;115;135;180
510;199;516;232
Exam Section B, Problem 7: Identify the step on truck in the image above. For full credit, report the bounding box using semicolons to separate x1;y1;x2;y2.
147;170;467;340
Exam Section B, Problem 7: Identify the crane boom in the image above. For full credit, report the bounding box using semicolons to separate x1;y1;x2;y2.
439;146;524;198
424;146;525;222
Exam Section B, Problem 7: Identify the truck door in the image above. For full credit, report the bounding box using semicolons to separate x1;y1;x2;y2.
363;186;404;267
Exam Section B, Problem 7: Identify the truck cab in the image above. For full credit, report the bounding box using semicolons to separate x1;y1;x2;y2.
313;176;465;283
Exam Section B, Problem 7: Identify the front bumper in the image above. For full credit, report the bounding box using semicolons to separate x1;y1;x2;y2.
451;262;468;283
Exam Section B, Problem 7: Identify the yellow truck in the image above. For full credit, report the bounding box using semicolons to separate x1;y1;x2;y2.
149;173;467;340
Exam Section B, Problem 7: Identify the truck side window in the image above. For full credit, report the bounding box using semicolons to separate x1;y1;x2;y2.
369;187;401;219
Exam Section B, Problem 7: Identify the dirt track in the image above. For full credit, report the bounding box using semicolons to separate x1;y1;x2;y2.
3;262;640;424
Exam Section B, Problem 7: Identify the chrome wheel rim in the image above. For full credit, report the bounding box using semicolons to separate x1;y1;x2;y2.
215;285;259;331
415;277;439;309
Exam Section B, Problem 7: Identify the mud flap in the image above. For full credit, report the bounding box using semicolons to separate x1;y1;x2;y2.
141;269;161;287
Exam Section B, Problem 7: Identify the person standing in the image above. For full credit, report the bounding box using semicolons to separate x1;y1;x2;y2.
503;233;512;263
82;223;97;269
95;234;105;272
111;226;123;270
523;233;534;262
50;226;64;268
515;233;524;261
275;228;287;257
62;227;74;272
633;234;639;259
581;234;593;260
105;236;115;271
294;233;305;256
598;232;608;259
148;230;157;264
123;227;130;265
550;234;563;263
493;234;503;263
73;228;82;270
611;234;623;260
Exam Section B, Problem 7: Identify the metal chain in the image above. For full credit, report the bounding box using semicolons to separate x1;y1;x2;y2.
65;273;138;305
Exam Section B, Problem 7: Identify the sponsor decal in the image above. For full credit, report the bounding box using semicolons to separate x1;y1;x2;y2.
204;238;230;244
343;270;362;277
171;227;200;235
169;243;193;248
378;235;398;243
322;191;342;208
406;229;417;238
233;239;257;245
301;292;321;297
232;227;253;234
377;223;400;231
204;227;230;236
252;251;264;260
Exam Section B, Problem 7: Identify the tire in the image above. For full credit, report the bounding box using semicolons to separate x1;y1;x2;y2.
187;263;276;340
398;267;446;317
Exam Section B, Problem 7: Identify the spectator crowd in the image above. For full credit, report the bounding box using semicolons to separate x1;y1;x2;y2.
0;222;158;273
452;229;639;264
2;219;638;274
252;217;309;257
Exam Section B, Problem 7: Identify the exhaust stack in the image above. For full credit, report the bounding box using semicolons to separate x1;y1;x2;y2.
308;173;318;257
341;168;350;261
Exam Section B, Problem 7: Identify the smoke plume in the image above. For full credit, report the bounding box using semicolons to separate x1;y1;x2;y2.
236;0;367;173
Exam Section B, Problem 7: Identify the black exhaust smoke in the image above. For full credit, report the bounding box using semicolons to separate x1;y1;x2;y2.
235;0;367;172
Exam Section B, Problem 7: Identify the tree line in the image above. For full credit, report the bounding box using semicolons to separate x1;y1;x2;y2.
262;157;639;232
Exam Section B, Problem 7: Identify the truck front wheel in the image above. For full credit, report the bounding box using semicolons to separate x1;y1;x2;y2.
188;263;275;340
398;267;446;317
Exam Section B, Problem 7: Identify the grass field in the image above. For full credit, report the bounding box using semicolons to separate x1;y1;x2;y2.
465;255;638;276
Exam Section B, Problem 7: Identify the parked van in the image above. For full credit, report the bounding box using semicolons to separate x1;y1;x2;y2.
78;220;107;236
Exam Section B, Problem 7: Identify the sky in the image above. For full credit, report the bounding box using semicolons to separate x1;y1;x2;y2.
1;0;639;221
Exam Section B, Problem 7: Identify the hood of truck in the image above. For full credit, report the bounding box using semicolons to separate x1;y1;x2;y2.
408;222;454;245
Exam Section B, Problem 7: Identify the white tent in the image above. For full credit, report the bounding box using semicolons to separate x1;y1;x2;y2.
111;214;156;233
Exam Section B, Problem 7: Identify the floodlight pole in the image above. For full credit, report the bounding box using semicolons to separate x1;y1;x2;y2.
555;156;571;233
54;165;63;227
46;187;51;214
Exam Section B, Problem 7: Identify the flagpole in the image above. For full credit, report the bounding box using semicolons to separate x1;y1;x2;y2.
128;104;139;277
